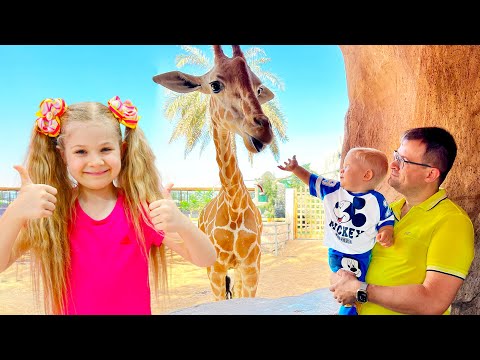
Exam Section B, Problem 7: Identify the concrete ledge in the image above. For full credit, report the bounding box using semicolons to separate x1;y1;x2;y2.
169;287;340;315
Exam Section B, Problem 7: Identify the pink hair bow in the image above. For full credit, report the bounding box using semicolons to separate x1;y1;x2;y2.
107;96;140;129
35;98;67;137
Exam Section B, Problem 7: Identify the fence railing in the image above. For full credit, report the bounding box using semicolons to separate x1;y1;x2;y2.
2;190;292;257
0;188;18;213
190;217;291;256
261;221;291;256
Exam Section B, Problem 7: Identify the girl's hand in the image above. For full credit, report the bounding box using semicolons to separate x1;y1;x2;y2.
11;165;57;222
149;183;189;233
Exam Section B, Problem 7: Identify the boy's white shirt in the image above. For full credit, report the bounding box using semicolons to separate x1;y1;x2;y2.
310;174;394;255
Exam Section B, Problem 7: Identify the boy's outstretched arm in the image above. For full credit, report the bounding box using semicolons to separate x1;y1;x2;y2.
277;155;312;185
148;183;216;267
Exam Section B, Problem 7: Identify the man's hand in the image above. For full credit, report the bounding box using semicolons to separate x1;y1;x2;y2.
329;269;360;305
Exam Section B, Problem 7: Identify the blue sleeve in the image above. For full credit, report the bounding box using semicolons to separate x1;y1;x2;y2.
309;173;340;200
309;174;320;198
372;192;394;230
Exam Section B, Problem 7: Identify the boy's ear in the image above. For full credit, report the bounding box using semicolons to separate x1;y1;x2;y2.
364;169;374;181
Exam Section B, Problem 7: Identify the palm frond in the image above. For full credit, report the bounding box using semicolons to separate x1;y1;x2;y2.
167;92;207;146
245;47;285;91
183;101;208;157
262;100;288;143
175;45;211;69
244;47;267;60
248;152;254;166
198;124;213;156
198;110;214;155
268;137;281;162
163;90;194;120
256;70;286;91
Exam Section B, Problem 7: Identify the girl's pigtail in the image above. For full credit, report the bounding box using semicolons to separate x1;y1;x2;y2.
18;98;74;314
109;96;168;302
120;126;168;299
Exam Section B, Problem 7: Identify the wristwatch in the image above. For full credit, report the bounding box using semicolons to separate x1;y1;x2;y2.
356;282;368;303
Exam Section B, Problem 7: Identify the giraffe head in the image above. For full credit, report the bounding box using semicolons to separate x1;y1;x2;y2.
153;45;274;153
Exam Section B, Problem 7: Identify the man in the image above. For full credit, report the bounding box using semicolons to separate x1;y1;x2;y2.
329;127;474;315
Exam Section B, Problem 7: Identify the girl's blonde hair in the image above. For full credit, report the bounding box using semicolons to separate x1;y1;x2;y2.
14;101;167;314
347;147;389;188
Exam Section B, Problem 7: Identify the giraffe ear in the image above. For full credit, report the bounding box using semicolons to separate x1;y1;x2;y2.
258;86;274;104
153;71;206;94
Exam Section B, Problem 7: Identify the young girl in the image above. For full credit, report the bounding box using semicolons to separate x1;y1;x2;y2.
0;96;216;315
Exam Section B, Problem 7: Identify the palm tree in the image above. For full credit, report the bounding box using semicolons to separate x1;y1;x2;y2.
163;45;288;162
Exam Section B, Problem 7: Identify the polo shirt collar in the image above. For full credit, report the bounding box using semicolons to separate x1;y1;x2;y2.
392;188;448;218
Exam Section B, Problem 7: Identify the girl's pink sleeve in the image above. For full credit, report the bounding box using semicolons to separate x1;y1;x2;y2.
142;219;165;247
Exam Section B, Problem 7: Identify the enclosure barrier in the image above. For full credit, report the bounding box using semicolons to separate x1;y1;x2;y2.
261;220;290;256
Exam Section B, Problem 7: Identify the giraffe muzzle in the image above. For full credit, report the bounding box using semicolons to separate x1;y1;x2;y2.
249;135;266;152
248;115;273;152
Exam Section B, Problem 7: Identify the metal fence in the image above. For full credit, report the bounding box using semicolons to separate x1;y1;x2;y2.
0;188;18;216
1;189;293;257
261;221;291;256
190;217;292;257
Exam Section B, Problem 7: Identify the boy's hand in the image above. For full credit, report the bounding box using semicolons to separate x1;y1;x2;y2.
12;165;57;221
149;183;189;233
376;226;394;247
277;155;299;172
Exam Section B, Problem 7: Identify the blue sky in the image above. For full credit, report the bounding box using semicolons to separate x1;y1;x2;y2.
0;45;349;188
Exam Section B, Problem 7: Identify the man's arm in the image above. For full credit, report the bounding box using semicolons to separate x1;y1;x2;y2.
329;269;463;315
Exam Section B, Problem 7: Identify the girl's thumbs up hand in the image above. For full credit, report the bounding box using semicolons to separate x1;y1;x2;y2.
149;183;189;233
11;165;58;221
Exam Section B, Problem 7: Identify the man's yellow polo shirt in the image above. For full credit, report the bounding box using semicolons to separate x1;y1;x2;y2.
359;188;474;315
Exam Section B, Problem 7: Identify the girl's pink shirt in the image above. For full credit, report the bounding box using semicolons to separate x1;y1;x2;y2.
66;192;164;315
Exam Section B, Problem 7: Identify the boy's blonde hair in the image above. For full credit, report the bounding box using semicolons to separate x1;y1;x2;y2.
347;147;389;188
15;101;168;314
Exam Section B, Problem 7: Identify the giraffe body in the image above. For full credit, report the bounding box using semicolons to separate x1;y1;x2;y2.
153;45;274;300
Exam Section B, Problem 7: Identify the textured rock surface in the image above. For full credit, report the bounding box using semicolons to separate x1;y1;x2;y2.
169;287;340;315
340;45;480;314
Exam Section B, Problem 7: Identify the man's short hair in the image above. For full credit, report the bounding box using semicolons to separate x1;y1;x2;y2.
401;127;457;184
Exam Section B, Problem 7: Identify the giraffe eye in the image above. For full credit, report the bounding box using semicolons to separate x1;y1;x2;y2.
210;81;224;94
257;86;264;96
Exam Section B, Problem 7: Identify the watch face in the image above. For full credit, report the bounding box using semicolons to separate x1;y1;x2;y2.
357;291;368;303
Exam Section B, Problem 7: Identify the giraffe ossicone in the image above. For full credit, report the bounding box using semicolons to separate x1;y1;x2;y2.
153;45;274;300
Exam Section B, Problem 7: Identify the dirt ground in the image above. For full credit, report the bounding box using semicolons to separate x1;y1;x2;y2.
0;239;331;315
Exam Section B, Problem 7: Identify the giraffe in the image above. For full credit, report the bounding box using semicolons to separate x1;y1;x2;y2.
153;45;274;300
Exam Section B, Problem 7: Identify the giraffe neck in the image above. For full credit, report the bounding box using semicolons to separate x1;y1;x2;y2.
212;124;247;195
